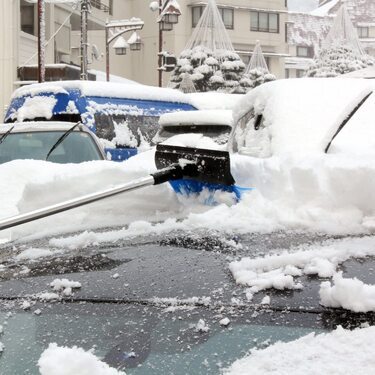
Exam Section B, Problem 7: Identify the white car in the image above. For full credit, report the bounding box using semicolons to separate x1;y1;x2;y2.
0;121;106;164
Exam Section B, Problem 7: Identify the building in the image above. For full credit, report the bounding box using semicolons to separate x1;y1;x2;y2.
0;0;289;115
286;0;375;78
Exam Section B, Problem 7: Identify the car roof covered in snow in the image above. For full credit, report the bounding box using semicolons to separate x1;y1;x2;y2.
186;92;242;110
233;78;375;155
11;80;192;105
159;109;234;127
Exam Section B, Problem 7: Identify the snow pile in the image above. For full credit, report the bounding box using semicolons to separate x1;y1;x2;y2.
15;247;56;261
194;319;209;333
38;343;126;375
50;278;81;297
230;236;375;293
224;326;375;375
16;96;57;122
320;272;375;312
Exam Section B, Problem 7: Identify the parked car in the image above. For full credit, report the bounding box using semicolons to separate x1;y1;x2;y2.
0;122;106;164
5;81;196;161
155;78;375;195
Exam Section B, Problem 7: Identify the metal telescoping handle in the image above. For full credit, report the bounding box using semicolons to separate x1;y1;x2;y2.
0;175;155;231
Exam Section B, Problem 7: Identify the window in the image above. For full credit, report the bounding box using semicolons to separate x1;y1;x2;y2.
285;69;290;79
219;8;234;29
358;27;369;38
21;3;36;35
192;6;204;28
251;11;279;33
296;69;305;78
296;46;313;58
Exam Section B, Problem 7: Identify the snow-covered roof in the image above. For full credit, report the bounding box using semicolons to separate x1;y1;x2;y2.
11;81;191;104
159;109;234;127
186;92;242;110
312;0;375;24
233;78;375;155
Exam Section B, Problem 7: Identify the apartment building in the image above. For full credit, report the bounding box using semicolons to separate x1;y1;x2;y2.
126;0;289;86
286;0;375;78
0;0;288;114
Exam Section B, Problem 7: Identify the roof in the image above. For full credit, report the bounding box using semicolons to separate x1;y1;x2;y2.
159;109;234;127
11;81;191;105
312;0;375;24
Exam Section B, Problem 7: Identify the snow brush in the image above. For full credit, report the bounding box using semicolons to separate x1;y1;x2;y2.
0;145;235;231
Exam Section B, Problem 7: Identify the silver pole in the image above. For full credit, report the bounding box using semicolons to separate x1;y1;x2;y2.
80;0;90;80
0;176;155;231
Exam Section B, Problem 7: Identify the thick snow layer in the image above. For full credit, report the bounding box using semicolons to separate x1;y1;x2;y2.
11;81;190;105
230;236;375;292
15;247;55;261
320;272;375;312
159;109;234;127
233;78;374;156
16;96;57;122
224;326;375;375
186;92;241;110
38;343;126;375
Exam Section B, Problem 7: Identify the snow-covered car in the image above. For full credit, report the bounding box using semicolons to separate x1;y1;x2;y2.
155;78;375;196
0;122;106;164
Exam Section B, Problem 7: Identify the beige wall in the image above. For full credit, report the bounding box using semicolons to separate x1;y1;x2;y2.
0;0;19;117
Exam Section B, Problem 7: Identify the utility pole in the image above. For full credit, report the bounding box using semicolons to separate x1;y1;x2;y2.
158;0;163;87
80;0;90;80
38;0;45;83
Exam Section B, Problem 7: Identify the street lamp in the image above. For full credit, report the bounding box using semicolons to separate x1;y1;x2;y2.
129;32;142;51
151;0;181;87
113;37;129;55
105;19;144;82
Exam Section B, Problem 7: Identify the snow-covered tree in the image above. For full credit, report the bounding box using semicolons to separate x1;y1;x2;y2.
239;41;276;93
170;46;245;92
306;45;374;77
307;4;374;78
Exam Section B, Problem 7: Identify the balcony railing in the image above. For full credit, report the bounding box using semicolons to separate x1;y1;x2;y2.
91;0;110;13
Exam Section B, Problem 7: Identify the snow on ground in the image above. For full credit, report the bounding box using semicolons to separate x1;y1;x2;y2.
320;272;375;312
38;343;126;375
229;236;375;307
224;325;375;375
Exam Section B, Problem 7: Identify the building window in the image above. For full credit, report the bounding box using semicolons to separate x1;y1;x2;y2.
285;69;290;78
358;27;369;38
297;46;313;58
250;11;279;33
21;3;36;36
219;8;234;29
192;6;204;28
296;69;305;78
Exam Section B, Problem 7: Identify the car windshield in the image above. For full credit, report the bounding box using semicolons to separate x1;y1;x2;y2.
0;131;102;164
158;125;232;145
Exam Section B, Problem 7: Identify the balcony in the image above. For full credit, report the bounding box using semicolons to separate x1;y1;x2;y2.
91;0;111;13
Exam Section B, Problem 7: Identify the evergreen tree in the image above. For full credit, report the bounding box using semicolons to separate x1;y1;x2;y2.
306;45;374;78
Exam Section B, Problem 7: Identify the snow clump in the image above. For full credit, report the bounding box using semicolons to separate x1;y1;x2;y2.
38;343;126;375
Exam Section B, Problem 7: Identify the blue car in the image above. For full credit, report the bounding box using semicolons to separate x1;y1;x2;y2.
5;81;196;161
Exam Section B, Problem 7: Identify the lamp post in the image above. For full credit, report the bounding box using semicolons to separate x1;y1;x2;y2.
105;19;144;82
154;0;181;87
37;0;45;83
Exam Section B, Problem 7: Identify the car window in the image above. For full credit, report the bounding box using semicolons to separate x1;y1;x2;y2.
0;131;103;164
233;110;271;157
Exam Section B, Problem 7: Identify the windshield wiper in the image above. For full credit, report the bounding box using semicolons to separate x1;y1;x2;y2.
46;122;81;161
0;126;15;146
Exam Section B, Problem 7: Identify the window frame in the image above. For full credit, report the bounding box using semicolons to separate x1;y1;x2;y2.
296;46;313;58
218;7;234;30
358;26;369;38
250;11;279;34
192;6;204;28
